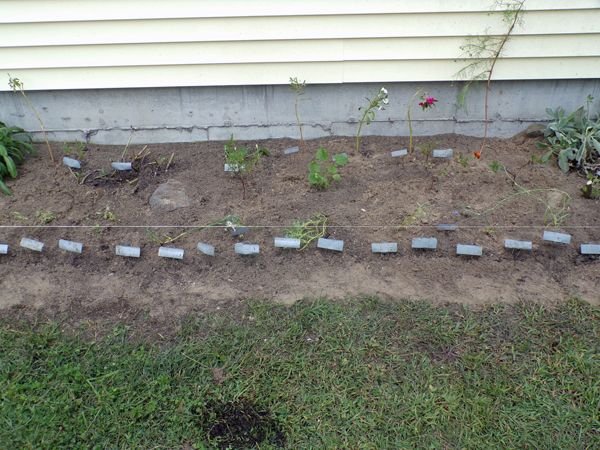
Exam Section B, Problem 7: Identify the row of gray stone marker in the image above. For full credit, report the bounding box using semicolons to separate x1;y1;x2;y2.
2;231;599;260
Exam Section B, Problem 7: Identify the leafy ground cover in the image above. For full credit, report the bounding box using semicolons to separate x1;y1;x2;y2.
1;297;598;449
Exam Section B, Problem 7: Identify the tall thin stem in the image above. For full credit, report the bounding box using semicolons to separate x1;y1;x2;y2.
18;89;55;163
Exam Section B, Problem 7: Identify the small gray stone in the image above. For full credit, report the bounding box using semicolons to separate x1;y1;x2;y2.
284;146;300;155
580;244;600;255
158;247;184;260
197;242;215;256
235;243;259;255
274;237;301;249
116;245;140;258
433;148;453;158
0;244;8;254
391;149;408;158
149;180;191;211
317;238;344;252
412;237;438;250
457;244;482;256
20;237;44;252
371;242;398;253
231;226;250;237
543;231;571;245
63;156;81;169
111;162;132;171
504;239;532;251
58;239;83;254
224;163;244;172
436;224;458;232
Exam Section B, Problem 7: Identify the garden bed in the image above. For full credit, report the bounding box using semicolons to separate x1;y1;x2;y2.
0;134;598;324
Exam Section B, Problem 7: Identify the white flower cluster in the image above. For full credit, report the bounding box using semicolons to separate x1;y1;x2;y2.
378;87;389;110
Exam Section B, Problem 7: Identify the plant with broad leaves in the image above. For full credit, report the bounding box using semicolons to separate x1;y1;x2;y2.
0;121;35;195
538;95;600;174
308;147;348;190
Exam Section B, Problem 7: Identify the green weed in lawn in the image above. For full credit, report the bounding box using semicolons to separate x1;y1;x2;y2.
1;298;598;449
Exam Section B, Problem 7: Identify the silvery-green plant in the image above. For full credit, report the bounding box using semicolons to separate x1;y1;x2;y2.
355;87;389;153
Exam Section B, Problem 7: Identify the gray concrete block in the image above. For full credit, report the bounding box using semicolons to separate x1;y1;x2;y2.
391;149;408;158
317;238;344;252
412;237;438;250
116;245;140;258
58;239;83;254
580;243;600;255
504;239;533;251
436;224;458;232
62;156;81;169
0;244;8;255
371;242;398;253
457;244;482;256
284;146;300;155
543;231;572;245
20;238;44;252
235;243;260;255
111;162;132;171
158;246;184;260
274;237;301;249
197;242;215;256
433;149;453;158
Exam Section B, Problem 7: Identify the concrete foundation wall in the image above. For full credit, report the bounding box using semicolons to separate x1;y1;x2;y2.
1;80;599;145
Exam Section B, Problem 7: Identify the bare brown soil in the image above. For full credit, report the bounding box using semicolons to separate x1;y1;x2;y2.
1;134;598;326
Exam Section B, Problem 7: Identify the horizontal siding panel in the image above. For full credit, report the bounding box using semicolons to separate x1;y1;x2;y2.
2;58;598;91
3;0;598;23
2;10;599;48
2;34;599;70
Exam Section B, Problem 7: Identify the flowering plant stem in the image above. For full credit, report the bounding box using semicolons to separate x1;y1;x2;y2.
407;89;423;154
355;87;388;154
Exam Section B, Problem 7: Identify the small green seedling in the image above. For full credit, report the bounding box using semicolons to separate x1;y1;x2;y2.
489;160;504;173
582;175;600;199
457;153;471;168
63;141;86;160
308;147;348;190
35;210;56;224
224;135;269;198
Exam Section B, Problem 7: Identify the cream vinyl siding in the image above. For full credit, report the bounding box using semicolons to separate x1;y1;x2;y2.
1;0;598;91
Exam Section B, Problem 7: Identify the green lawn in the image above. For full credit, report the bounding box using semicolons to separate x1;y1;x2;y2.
1;298;598;449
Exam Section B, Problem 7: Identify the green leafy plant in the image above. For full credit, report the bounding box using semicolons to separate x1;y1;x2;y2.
456;0;525;160
489;160;504;173
538;96;600;173
289;77;306;145
0;121;35;195
581;174;600;199
285;213;328;249
35;210;56;224
355;87;389;153
8;75;55;163
407;89;438;154
63;141;86;160
308;147;348;190
457;153;471;168
224;135;269;198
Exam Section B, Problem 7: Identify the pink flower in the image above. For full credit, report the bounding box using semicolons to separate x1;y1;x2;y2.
419;95;438;110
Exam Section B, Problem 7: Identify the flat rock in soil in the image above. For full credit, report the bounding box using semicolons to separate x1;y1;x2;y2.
235;243;259;255
197;242;215;256
111;162;133;171
116;245;141;258
504;239;533;251
412;237;438;250
580;244;600;255
457;244;482;257
62;156;81;169
543;231;571;245
371;242;397;253
158;247;184;260
274;237;301;249
284;146;300;155
149;180;191;211
58;239;83;254
20;238;44;252
436;224;458;232
231;226;250;237
0;244;8;254
318;238;344;252
433;149;453;158
391;149;408;158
